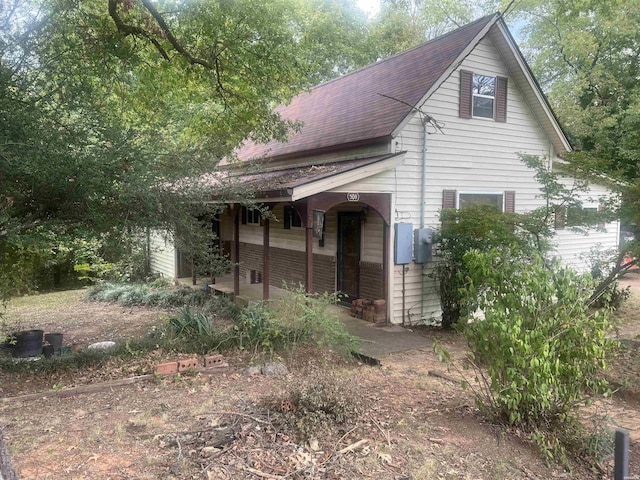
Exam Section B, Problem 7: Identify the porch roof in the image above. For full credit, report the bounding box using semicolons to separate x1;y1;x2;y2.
226;152;405;202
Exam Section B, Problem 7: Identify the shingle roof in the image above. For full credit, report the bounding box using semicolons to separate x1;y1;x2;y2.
237;14;498;161
230;153;400;198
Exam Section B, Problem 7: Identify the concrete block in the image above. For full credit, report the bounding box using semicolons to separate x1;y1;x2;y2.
155;362;179;375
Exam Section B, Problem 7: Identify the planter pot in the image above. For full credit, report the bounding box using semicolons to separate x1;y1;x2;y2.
12;330;44;358
45;333;63;349
42;345;55;358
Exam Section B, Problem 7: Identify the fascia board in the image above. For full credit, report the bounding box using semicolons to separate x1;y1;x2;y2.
290;153;406;201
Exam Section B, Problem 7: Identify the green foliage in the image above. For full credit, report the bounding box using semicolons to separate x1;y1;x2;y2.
0;0;376;301
585;245;630;309
370;0;499;57
436;204;534;328
460;248;615;462
170;307;215;337
86;282;208;308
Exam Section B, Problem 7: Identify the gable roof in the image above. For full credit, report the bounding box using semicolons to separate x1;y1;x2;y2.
236;13;571;162
237;14;498;161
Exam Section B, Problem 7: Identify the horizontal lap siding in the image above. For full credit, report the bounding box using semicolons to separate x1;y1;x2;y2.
553;183;619;271
389;36;616;324
149;231;176;279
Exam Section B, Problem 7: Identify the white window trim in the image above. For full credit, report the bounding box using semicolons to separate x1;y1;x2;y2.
471;73;496;119
456;191;505;212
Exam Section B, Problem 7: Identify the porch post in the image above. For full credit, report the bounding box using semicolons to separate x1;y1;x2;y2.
383;221;389;303
233;208;240;297
305;227;313;294
263;218;270;300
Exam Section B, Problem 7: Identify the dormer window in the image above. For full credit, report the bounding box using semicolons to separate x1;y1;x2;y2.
459;70;508;122
472;74;495;118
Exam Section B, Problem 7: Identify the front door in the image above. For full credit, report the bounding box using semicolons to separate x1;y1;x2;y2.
337;212;361;303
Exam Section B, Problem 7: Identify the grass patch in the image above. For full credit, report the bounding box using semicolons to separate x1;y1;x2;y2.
5;289;85;311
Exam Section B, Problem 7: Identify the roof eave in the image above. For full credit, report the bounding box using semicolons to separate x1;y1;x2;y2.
494;21;572;153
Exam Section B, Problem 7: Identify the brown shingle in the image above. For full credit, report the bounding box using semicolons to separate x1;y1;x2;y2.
237;14;498;161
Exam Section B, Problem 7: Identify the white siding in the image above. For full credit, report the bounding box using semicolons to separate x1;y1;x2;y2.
384;36;619;324
553;182;619;271
149;230;176;280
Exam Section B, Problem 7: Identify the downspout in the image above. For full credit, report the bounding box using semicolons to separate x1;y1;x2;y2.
420;116;428;322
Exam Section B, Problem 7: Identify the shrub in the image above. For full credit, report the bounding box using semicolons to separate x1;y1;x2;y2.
458;248;616;463
273;287;359;356
435;205;535;328
169;306;215;337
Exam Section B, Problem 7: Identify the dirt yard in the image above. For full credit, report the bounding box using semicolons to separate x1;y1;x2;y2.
0;285;639;479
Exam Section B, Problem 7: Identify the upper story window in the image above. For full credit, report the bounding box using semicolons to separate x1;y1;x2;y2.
472;74;496;118
459;70;508;122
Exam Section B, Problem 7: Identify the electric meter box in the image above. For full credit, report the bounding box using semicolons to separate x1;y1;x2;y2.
413;227;433;264
394;223;413;265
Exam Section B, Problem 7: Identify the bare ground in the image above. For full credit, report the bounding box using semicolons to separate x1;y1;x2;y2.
1;287;640;479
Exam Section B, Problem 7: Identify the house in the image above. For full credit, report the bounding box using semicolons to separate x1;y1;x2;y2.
150;13;619;325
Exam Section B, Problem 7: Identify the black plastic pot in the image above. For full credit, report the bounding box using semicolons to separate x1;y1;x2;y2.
45;333;63;349
12;330;44;358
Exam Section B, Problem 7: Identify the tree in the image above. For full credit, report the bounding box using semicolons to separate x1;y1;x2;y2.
369;0;500;57
0;0;374;294
509;0;640;285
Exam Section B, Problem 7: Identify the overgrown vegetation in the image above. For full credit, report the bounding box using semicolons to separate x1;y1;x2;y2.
1;285;356;374
265;370;363;441
436;154;622;328
86;281;208;308
445;248;616;465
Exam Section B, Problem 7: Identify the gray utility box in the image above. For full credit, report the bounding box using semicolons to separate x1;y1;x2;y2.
413;227;433;263
394;223;413;265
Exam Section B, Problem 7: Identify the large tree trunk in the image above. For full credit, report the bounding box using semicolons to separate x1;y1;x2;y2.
0;427;17;480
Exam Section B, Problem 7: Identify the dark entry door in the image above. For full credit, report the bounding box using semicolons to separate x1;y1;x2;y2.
337;212;361;302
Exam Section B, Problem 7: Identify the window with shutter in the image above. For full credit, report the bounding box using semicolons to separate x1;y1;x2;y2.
460;71;508;122
459;71;472;119
442;190;457;209
444;190;515;213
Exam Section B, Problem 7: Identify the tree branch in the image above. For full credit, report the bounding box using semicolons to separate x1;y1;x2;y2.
139;0;216;70
107;0;170;61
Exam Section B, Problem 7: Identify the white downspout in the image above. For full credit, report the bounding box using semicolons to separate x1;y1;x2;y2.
420;116;428;321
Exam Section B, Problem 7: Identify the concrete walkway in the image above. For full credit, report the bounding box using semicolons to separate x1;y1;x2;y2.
331;306;433;359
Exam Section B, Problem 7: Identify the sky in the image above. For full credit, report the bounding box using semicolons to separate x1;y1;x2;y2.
356;0;380;17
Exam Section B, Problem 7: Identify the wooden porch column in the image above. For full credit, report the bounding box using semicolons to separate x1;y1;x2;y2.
305;227;313;294
263;218;270;300
383;221;389;304
233;208;240;297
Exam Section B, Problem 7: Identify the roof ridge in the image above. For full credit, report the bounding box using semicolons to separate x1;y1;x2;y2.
307;13;500;94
